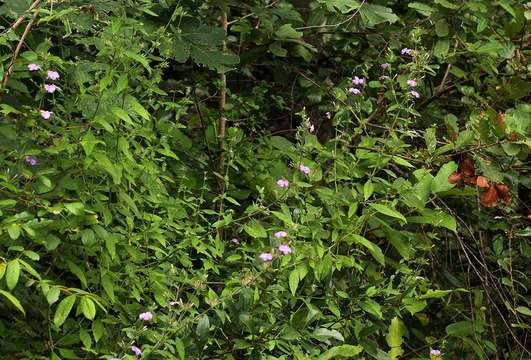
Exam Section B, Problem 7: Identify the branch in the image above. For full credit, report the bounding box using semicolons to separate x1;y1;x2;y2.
0;0;41;35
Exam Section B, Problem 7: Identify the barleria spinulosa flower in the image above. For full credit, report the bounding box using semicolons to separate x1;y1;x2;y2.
231;238;240;245
47;70;60;80
28;63;40;71
44;84;59;93
401;47;413;55
325;111;331;119
277;244;292;255
348;87;360;94
275;231;287;238
299;164;310;174
430;349;442;357
410;90;420;99
406;79;417;87
40;110;52;119
25;156;37;166
308;123;315;133
131;346;142;357
138;311;153;321
351;76;365;85
259;252;273;262
381;63;390;69
276;179;289;188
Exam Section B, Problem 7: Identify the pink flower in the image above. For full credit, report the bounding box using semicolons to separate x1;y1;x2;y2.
44;84;59;93
410;90;420;99
110;358;120;360
275;231;287;238
406;79;417;87
379;75;386;81
348;87;360;94
25;156;37;166
28;63;40;71
138;311;153;321
276;179;289;188
231;238;240;245
430;349;441;357
308;123;315;133
131;346;142;357
401;47;412;55
39;110;52;119
351;76;365;85
381;63;390;69
47;70;60;80
277;244;292;255
259;252;273;262
299;164;310;174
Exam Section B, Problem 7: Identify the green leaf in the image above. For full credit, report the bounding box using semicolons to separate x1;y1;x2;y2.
350;235;385;265
419;289;453;299
319;345;363;359
7;224;20;240
386;317;405;360
431;161;458;194
446;321;476;337
360;4;398;26
0;290;25;315
46;287;61;305
407;210;457;232
0;262;5;280
371;204;407;224
92;320;104;342
173;38;191;63
402;298;427;315
275;24;302;39
243;220;267;238
129;99;150;120
6;259;20;291
79;328;92;349
313;328;345;342
54;295;77;327
175;337;185;360
111;106;133;125
360;298;383;319
123;50;152;74
65;202;85;215
434;0;459;9
79;297;96;320
289;266;307;296
94;153;122;184
515;306;531;317
196;315;210;339
190;47;239;73
102;274;115;303
434;39;450;59
435;19;449;37
408;2;436;16
363;180;374;200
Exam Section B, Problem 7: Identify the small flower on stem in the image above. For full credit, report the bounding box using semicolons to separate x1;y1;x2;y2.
351;76;365;85
231;238;240;245
299;164;310;174
40;110;52;119
277;244;292;255
25;156;37;166
406;79;417;87
28;63;40;71
410;90;420;99
259;252;273;262
381;63;390;69
325;111;331;119
138;311;153;321
275;231;287;238
47;70;60;80
44;84;59;93
131;346;142;357
276;179;289;188
401;47;412;55
348;87;360;94
430;349;441;357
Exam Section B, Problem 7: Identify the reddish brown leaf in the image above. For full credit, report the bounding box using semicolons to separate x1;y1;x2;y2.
448;172;462;184
476;176;489;188
495;184;511;204
480;185;498;208
459;156;476;184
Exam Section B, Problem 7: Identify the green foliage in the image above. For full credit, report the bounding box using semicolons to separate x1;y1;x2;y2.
0;0;529;359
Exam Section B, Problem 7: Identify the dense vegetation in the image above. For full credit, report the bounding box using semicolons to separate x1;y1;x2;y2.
0;0;529;359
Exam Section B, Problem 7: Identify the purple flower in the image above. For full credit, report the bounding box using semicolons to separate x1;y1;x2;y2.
25;156;37;166
277;244;292;255
406;79;417;87
308;123;315;133
47;70;60;80
275;231;288;238
348;87;360;94
259;252;273;262
410;90;420;99
379;75;386;81
131;346;142;357
299;164;310;174
430;349;441;357
276;179;289;188
351;76;365;85
28;63;40;71
381;63;390;69
138;311;153;321
110;358;120;360
401;47;413;55
231;238;240;245
44;84;59;93
40;110;52;119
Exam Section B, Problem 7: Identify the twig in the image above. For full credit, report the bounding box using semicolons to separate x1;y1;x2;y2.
226;0;280;26
0;0;41;35
2;14;38;87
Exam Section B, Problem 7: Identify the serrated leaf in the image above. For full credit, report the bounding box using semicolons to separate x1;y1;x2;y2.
243;220;267;238
387;317;405;360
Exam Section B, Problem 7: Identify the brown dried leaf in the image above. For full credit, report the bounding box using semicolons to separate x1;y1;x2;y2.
480;185;498;208
495;184;511;205
476;176;489;188
448;172;462;184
